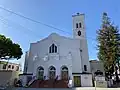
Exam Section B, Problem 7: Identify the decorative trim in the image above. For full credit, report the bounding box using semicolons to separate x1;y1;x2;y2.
72;72;92;74
19;73;33;76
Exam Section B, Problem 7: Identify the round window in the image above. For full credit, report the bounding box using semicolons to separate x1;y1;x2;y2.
78;31;81;36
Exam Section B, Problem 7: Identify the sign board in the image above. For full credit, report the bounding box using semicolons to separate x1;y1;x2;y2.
95;81;107;88
95;76;107;88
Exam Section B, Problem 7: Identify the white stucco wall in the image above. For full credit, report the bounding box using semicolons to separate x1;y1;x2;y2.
27;33;90;74
27;33;83;79
80;39;90;72
26;13;90;76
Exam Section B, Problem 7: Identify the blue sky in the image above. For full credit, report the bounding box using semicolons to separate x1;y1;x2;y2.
0;0;120;71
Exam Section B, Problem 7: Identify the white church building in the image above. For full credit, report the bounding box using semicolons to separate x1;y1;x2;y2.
23;13;93;87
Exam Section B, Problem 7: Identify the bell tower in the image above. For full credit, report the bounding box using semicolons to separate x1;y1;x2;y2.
72;13;90;73
72;13;86;39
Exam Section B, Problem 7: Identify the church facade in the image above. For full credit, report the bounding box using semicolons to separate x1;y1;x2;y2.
23;13;93;87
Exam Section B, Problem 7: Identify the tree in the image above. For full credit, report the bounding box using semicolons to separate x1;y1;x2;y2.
97;12;120;80
0;34;23;60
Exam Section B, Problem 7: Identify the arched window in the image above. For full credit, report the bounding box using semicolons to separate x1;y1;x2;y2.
49;44;57;53
84;65;87;71
76;23;78;28
61;66;69;80
79;23;82;28
49;66;56;79
37;66;44;80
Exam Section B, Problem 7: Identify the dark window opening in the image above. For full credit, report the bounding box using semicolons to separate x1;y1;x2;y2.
16;66;19;71
38;66;44;71
80;49;82;52
52;44;54;53
49;44;57;53
8;65;11;68
12;66;14;69
49;47;51;53
79;23;82;28
84;65;87;71
55;46;57;53
78;31;81;36
50;66;56;70
76;23;78;28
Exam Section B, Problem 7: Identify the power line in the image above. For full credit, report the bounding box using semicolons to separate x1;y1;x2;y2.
0;6;96;41
0;6;71;35
0;15;42;39
0;15;96;41
0;16;97;55
0;17;36;39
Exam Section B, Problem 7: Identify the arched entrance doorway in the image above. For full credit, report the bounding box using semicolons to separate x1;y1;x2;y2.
61;66;69;80
37;66;44;80
49;66;56;79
